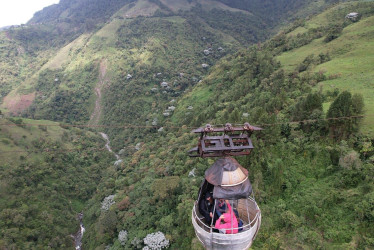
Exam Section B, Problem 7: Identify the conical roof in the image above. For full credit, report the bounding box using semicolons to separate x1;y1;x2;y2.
205;157;248;186
205;157;252;199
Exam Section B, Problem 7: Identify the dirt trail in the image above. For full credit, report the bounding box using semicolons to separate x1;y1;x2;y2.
88;59;108;126
3;93;36;115
5;31;12;40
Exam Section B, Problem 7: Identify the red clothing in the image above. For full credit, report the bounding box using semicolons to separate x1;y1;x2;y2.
214;202;238;234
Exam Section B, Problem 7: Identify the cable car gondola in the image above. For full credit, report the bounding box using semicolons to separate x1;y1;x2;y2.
189;123;262;250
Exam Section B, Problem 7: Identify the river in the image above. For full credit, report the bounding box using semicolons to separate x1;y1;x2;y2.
73;132;121;249
73;213;85;250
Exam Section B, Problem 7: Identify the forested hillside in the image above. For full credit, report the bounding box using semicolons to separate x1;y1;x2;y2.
80;1;374;249
0;0;374;249
276;1;374;135
0;0;341;117
0;118;113;248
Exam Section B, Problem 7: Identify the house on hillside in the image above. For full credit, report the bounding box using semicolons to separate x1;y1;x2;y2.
346;12;360;21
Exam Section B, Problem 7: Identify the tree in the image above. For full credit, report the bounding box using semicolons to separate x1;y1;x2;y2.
324;24;343;42
326;91;364;139
293;92;324;133
352;93;364;114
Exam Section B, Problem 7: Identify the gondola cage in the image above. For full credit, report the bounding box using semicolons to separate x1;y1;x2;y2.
189;124;262;250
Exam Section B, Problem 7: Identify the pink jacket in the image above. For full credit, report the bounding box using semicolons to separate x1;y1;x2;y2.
214;201;238;234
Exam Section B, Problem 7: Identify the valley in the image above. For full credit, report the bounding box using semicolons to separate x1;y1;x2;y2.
0;0;374;249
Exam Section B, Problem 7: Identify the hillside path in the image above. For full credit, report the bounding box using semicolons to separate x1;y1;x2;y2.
88;59;108;126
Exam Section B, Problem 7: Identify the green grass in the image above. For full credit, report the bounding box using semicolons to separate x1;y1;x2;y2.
171;83;214;123
322;102;332;114
287;26;308;36
0;118;68;164
95;19;124;42
71;199;85;212
306;1;356;28
277;13;374;136
115;0;159;18
160;0;195;11
163;16;186;24
277;37;326;70
43;34;91;70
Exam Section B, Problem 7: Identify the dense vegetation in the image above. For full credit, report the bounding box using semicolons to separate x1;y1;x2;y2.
0;0;374;249
0;118;113;248
1;0;345;120
82;42;373;249
18;0;297;128
30;0;136;32
80;2;373;249
27;65;97;123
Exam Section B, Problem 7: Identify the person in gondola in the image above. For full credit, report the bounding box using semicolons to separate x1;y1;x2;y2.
215;199;244;232
214;200;238;234
233;208;244;232
215;198;227;218
199;192;216;226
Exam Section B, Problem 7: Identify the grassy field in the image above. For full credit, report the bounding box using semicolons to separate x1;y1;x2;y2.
116;0;159;18
171;83;214;124
43;34;91;70
0;118;69;164
277;12;374;135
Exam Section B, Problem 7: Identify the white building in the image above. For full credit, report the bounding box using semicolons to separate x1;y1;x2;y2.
346;12;360;20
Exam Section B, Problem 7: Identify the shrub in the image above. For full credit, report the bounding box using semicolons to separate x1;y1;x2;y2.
101;195;116;211
324;24;343;42
118;230;128;246
143;232;169;250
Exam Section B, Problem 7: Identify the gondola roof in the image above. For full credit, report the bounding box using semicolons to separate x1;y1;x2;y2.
204;157;252;199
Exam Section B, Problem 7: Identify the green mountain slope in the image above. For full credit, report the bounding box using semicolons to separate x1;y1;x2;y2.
1;0;350;147
79;1;374;249
0;118;114;248
0;0;341;120
0;0;373;249
276;1;374;135
0;0;258;119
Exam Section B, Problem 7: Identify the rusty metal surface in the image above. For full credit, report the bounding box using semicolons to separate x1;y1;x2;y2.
192;123;262;134
188;123;261;158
